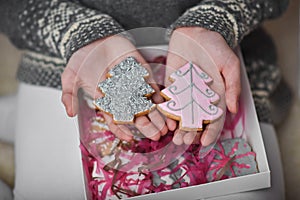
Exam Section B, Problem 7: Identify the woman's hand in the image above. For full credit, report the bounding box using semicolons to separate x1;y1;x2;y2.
166;27;241;146
61;35;168;141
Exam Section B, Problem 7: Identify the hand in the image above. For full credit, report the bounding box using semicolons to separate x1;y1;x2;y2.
61;35;168;141
166;27;241;146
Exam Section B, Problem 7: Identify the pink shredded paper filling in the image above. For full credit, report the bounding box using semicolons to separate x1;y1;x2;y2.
78;56;254;200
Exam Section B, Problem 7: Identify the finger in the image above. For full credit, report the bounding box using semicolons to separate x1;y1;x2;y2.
61;67;78;117
109;124;133;142
166;118;177;131
61;93;78;117
221;54;241;114
183;131;197;145
200;121;223;146
135;116;161;141
172;129;184;145
117;125;134;141
102;113;133;141
148;110;168;136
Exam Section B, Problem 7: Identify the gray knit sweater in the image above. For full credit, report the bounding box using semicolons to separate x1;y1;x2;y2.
0;0;289;89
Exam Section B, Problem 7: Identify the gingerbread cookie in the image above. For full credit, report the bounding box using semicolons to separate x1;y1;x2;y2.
94;57;155;124
157;62;223;131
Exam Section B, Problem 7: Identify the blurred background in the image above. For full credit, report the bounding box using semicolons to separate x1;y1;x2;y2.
0;0;299;199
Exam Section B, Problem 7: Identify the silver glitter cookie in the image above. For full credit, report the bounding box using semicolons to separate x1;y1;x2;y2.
94;57;155;124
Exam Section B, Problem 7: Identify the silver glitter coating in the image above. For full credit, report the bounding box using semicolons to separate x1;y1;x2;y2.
94;57;155;123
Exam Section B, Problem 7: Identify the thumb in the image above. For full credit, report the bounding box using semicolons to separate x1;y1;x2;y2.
165;51;187;86
220;54;241;114
61;67;79;117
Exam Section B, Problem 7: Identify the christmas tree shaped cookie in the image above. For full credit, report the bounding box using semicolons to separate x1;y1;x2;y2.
157;62;223;131
94;57;155;124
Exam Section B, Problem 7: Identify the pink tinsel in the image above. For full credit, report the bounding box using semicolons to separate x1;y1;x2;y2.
78;56;254;200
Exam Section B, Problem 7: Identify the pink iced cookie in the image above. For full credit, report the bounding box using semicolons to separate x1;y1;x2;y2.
157;62;223;131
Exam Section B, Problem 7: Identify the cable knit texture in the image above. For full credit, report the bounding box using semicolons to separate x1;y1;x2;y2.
12;0;125;61
170;0;289;48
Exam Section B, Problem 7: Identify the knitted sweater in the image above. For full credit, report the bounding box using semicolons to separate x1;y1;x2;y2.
0;0;289;89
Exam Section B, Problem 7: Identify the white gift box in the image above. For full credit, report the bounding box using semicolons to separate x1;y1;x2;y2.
81;45;270;200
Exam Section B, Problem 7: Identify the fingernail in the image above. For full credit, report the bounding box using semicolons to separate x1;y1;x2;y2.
67;109;73;117
201;136;208;146
125;136;133;142
173;136;183;145
150;133;161;141
201;134;211;147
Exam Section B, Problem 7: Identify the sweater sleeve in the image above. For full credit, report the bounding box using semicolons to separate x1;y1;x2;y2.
169;0;289;48
0;0;126;62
